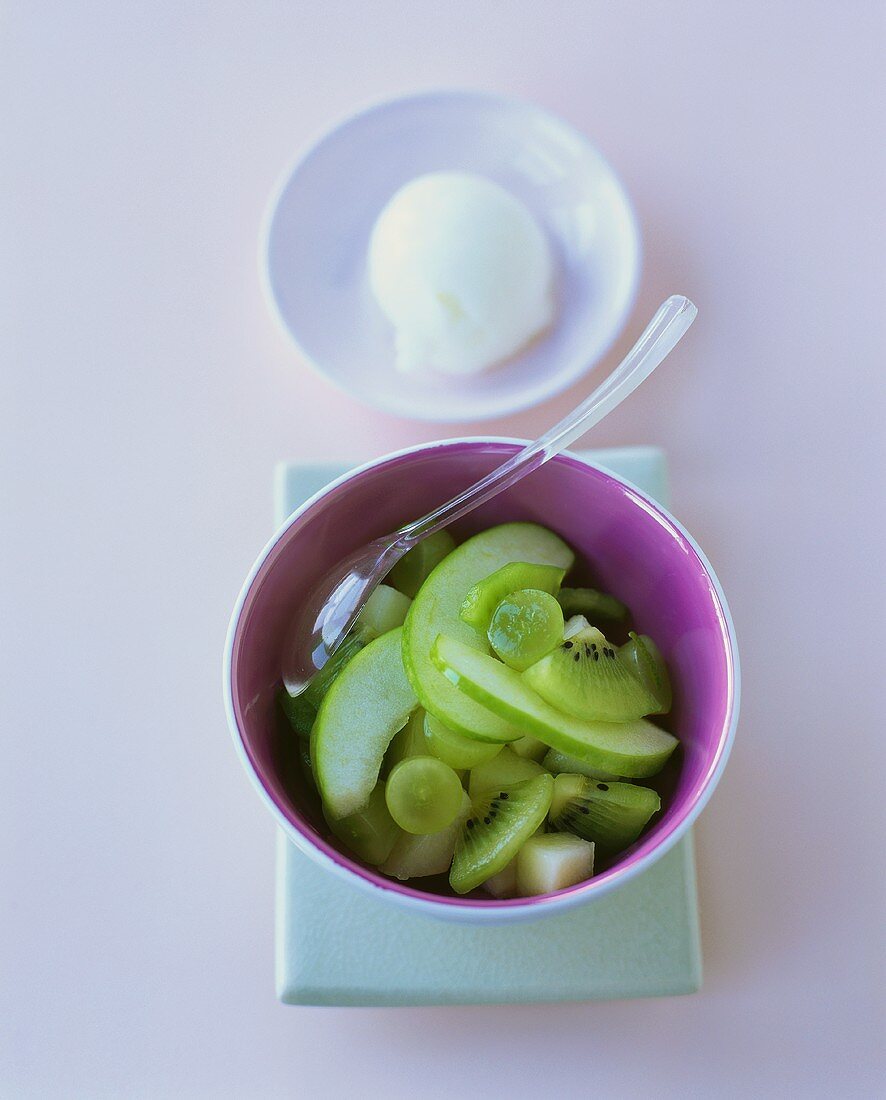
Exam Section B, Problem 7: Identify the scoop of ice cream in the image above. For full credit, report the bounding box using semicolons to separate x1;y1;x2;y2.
368;171;554;376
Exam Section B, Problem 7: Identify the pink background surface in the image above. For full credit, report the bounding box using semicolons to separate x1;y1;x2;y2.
2;3;883;1097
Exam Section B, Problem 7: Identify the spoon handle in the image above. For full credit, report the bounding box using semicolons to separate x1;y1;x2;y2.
396;294;697;545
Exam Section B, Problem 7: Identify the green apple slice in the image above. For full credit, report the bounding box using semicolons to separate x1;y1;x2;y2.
431;634;678;778
312;627;418;819
402;523;574;742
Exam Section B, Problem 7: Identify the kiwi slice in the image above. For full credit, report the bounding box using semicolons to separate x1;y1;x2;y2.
325;782;401;866
460;562;566;630
467;746;546;800
523;625;660;722
557;587;629;626
387;530;457;598
450;774;553;894
549;773;660;855
620;632;673;714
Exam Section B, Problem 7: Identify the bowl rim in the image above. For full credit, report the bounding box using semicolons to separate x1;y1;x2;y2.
223;437;740;923
259;87;642;423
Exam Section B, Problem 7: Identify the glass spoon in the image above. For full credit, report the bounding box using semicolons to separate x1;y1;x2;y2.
282;294;697;696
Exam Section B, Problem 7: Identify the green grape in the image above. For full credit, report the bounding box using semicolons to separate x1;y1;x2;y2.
487;589;564;671
384;755;463;835
460;562;565;630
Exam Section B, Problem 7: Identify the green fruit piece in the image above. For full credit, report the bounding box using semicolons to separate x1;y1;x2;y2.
383;708;430;774
542;747;621;782
468;746;546;800
279;631;366;734
510;735;549;762
460;562;566;630
385;756;464;834
325;783;401;865
277;686;317;740
424;713;502;770
403;523;574;743
431;634;678;778
549;773;661;855
557;587;629;625
488;589;565;671
311;627;418;819
522;625;660;722
483;858;518;898
564;614;590;638
280;590;409;727
620;632;673;714
296;738;316;791
380;790;471;879
360;584;412;638
515;832;595;896
450;774;554;895
387;531;457;598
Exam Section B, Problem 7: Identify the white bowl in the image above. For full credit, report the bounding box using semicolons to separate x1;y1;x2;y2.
262;90;641;422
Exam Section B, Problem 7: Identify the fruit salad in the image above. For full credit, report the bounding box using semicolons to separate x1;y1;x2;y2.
278;523;678;898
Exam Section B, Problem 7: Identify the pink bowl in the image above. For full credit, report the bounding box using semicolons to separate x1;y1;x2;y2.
223;440;739;923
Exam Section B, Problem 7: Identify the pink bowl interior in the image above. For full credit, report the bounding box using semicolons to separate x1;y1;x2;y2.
229;442;736;909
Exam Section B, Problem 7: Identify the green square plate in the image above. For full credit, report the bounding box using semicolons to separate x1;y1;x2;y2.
274;447;701;1006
